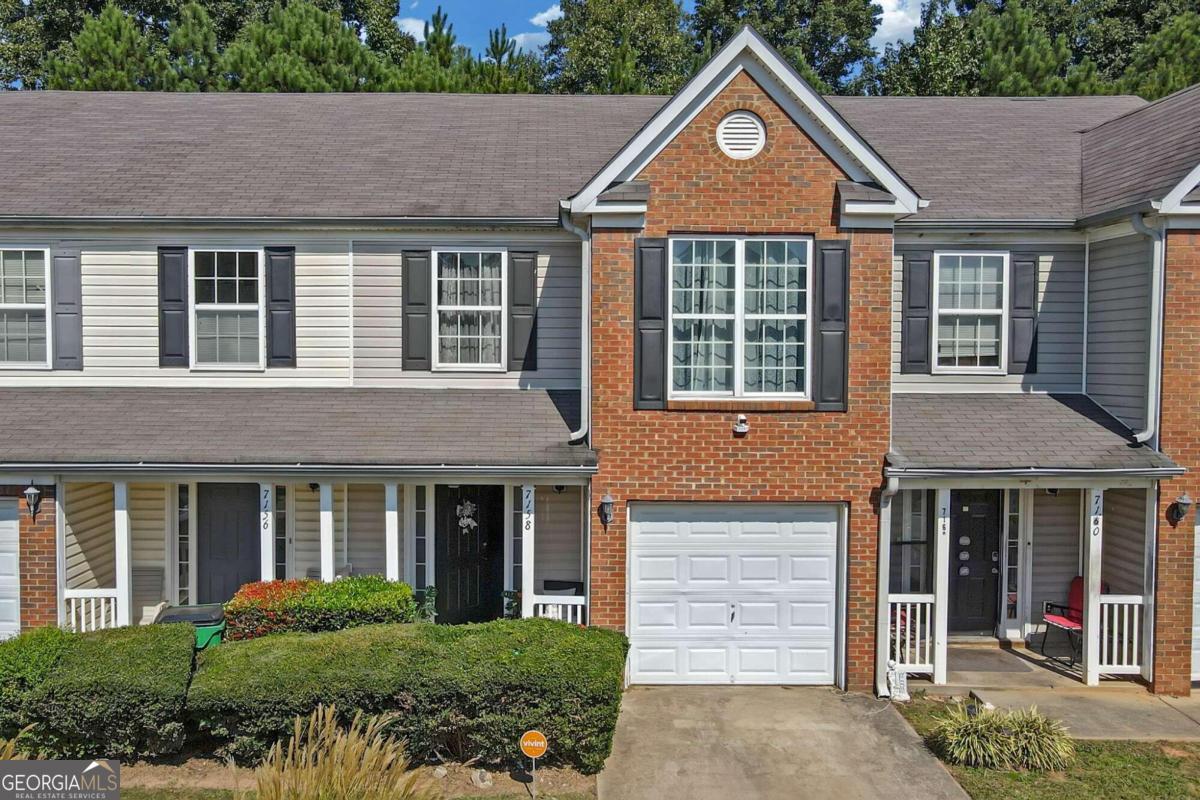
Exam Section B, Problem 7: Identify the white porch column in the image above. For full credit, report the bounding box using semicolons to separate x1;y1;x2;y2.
1083;487;1104;686
259;484;275;581
113;481;132;627
933;488;951;685
384;482;400;582
875;488;895;696
521;484;535;618
319;482;335;582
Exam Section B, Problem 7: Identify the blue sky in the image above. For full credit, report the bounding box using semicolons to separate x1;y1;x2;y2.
396;1;923;56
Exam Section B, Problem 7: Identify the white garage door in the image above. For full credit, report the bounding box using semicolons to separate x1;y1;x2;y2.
628;503;842;685
0;500;19;641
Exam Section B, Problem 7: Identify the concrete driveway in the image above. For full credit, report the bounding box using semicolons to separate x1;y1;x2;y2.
598;686;966;800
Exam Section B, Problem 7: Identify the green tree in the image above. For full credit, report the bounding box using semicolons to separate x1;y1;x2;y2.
46;1;163;89
219;1;399;91
159;1;218;90
544;0;690;94
423;4;456;69
356;0;417;67
872;0;980;96
976;0;1105;95
689;0;878;92
1119;11;1200;99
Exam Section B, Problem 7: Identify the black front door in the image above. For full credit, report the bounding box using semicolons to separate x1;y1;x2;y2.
949;489;1002;633
197;483;261;604
434;485;504;624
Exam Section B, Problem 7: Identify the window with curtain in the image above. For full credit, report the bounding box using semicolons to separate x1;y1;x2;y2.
434;250;504;369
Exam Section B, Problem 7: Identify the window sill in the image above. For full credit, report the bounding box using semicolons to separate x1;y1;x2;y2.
666;399;817;412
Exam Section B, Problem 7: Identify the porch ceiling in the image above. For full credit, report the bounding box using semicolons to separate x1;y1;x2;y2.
889;393;1180;476
0;387;595;471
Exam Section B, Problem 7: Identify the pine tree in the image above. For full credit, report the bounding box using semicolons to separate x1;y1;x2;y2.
1120;11;1200;99
423;5;455;70
159;1;218;90
606;37;643;93
219;1;400;91
46;2;163;90
976;0;1105;96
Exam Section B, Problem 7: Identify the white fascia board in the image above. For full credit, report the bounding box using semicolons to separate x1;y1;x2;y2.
568;26;920;216
1159;161;1200;214
843;200;908;216
580;202;648;215
839;212;896;230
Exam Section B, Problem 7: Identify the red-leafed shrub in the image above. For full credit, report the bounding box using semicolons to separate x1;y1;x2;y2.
224;577;417;641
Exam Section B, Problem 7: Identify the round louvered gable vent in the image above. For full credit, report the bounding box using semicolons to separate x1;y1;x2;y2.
716;111;765;159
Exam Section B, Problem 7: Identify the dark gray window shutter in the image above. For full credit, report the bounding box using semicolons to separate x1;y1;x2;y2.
401;250;432;371
508;251;538;371
1008;252;1038;374
158;246;188;367
900;250;933;374
265;246;297;367
813;240;849;411
634;238;667;410
51;250;83;370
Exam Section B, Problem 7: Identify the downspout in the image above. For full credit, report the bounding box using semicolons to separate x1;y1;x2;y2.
875;473;901;696
1130;213;1165;446
561;208;591;444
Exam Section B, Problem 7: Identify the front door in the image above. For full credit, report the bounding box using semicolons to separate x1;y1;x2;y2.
434;485;504;624
197;483;261;604
949;489;1002;633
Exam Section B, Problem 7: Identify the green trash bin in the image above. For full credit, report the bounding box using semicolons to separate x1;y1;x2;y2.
153;603;226;650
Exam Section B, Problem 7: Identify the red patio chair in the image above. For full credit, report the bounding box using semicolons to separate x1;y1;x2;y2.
1040;575;1107;666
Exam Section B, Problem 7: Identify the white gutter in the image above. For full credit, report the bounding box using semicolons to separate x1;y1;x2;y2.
1129;213;1165;445
561;208;591;444
875;474;901;696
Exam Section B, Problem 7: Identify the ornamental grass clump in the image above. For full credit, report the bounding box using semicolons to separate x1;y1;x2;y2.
929;703;1075;771
253;705;433;800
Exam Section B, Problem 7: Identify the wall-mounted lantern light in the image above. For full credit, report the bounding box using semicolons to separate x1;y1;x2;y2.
598;493;615;529
23;485;41;521
1168;492;1194;525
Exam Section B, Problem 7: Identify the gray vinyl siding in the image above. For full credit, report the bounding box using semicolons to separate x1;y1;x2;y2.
892;243;1085;393
1101;488;1147;595
1085;235;1151;431
535;486;584;586
353;238;582;388
1030;489;1081;617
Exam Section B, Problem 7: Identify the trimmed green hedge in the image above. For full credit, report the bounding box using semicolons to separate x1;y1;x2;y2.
0;626;78;739
189;618;627;773
224;576;418;640
21;624;196;760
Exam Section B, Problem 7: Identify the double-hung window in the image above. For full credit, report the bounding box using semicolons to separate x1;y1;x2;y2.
191;249;264;368
933;252;1008;372
433;250;505;370
0;248;50;367
669;237;811;398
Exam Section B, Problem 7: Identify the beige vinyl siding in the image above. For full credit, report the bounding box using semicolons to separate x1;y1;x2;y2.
1030;489;1081;617
347;483;388;576
535;486;584;586
1101;488;1147;595
130;483;167;623
63;482;115;589
1086;235;1151;431
353;238;582;388
292;483;347;578
0;235;351;386
892;244;1085;392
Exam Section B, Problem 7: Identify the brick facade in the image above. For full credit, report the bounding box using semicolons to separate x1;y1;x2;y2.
587;72;891;691
1;484;57;630
1154;229;1200;696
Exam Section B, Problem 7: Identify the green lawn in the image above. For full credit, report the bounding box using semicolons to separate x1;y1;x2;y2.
898;694;1200;800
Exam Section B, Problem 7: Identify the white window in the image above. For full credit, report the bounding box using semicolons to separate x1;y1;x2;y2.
190;248;264;369
933;252;1008;373
889;490;931;594
669;237;811;398
433;250;505;370
0;248;50;367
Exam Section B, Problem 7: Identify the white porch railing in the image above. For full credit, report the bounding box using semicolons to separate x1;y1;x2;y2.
888;593;935;674
1098;594;1144;675
531;595;587;625
63;588;120;633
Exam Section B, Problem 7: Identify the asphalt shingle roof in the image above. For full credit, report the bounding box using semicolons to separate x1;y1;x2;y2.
889;393;1179;473
0;388;593;469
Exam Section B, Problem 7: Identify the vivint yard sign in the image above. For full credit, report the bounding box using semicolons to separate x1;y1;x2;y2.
1;759;120;800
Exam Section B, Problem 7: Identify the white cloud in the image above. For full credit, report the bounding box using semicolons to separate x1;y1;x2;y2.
530;4;563;27
511;31;551;52
409;0;417;7
397;16;425;42
872;0;921;50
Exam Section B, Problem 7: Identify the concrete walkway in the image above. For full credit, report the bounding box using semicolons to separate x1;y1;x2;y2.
974;687;1200;740
598;686;966;800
